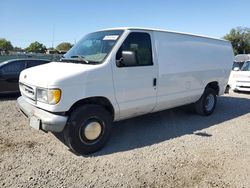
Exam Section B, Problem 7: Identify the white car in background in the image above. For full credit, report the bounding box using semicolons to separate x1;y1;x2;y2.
227;54;250;91
227;61;245;88
231;61;250;92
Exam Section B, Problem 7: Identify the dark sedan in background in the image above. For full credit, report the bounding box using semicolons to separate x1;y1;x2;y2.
0;59;50;93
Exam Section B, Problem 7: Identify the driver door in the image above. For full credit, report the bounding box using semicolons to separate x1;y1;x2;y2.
112;31;158;119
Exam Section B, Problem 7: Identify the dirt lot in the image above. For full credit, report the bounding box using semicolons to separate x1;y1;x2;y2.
0;91;249;187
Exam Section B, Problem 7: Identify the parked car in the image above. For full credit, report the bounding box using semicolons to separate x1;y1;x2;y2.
0;59;50;93
231;60;250;92
17;27;233;154
226;61;243;93
227;54;250;89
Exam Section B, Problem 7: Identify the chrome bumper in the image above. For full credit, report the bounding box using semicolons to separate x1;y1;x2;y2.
235;86;250;92
17;96;68;132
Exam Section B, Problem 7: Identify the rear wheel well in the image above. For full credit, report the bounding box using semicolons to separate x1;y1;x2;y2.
206;82;219;95
67;97;115;120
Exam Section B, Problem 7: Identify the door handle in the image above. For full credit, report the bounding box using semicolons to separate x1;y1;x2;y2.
153;78;157;87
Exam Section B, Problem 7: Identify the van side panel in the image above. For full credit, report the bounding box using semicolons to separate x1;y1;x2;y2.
153;31;233;112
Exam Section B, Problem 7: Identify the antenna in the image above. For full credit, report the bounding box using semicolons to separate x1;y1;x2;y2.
52;24;55;49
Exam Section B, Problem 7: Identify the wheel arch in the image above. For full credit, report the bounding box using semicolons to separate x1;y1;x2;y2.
66;96;115;120
205;81;219;95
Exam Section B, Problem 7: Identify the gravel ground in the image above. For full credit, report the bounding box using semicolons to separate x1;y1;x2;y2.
0;91;250;188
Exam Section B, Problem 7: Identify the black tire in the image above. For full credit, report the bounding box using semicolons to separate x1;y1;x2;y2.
195;88;217;116
63;104;112;155
224;85;230;94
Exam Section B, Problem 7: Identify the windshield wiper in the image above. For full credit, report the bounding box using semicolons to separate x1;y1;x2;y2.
61;55;100;65
61;55;89;64
70;55;89;63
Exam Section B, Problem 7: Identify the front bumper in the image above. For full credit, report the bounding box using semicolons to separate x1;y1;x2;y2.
234;81;250;92
234;86;250;92
17;96;68;132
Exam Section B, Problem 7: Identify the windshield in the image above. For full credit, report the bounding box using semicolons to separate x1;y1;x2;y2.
232;61;244;70
63;30;123;64
241;61;250;71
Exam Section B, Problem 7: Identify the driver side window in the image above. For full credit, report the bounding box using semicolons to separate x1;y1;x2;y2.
116;32;153;67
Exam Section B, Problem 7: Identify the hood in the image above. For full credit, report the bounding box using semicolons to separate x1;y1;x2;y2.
19;62;95;87
234;71;250;82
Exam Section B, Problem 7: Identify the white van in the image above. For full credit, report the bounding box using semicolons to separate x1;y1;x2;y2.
18;27;234;154
231;60;250;91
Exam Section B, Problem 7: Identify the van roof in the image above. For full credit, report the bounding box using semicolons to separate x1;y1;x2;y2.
235;54;250;62
99;27;229;42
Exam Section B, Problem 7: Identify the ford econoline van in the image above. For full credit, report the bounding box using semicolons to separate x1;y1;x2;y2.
17;27;234;154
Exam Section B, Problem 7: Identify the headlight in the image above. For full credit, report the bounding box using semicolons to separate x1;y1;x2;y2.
37;88;61;104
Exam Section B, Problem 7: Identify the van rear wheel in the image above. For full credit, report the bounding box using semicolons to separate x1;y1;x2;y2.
63;104;112;155
195;88;217;116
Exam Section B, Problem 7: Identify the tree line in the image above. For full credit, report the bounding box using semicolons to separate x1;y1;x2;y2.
223;27;250;54
0;39;73;54
1;27;250;55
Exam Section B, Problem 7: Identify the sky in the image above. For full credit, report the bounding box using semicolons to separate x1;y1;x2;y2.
1;0;250;48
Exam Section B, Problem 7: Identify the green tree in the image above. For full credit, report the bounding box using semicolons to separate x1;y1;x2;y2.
26;41;47;53
13;46;23;52
0;38;14;52
223;27;250;54
56;42;73;51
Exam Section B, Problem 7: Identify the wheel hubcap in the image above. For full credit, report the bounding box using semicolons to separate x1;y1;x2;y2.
205;94;215;112
83;121;102;141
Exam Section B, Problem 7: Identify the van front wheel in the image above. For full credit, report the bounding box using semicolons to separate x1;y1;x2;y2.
63;104;112;155
195;88;217;116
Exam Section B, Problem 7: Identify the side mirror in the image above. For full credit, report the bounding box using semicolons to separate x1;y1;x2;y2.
117;51;137;67
233;67;240;71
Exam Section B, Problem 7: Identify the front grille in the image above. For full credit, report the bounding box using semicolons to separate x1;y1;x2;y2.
24;85;34;95
19;83;36;102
